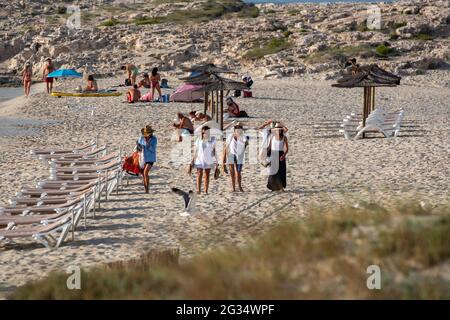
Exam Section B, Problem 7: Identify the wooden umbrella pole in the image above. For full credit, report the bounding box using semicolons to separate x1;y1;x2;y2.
211;90;215;119
220;90;224;131
362;87;367;126
372;87;375;111
204;91;208;114
216;90;219;123
363;87;368;138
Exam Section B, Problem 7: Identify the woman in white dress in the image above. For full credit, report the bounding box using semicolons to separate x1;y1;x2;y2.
267;123;289;191
192;126;217;194
222;124;249;192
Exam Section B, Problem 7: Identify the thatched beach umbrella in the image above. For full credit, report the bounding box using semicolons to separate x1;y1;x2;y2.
180;64;247;130
332;64;401;138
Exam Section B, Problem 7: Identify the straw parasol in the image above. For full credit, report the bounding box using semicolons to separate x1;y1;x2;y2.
332;64;401;138
180;64;247;130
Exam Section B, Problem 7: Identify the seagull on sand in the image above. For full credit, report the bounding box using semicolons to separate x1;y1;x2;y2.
171;187;196;216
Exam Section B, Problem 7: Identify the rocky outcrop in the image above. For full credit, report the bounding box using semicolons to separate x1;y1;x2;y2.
0;0;448;81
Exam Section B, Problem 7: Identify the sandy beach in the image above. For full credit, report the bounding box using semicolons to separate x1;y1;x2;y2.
0;70;449;297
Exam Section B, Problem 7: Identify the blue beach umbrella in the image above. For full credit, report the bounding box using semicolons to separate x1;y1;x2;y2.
47;69;82;78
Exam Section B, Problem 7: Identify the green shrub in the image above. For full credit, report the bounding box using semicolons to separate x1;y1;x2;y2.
243;37;291;60
288;9;301;16
134;0;258;25
375;44;397;56
99;19;120;27
412;33;434;41
305;45;371;64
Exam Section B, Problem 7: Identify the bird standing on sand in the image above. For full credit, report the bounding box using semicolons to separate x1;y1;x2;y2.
171;187;196;216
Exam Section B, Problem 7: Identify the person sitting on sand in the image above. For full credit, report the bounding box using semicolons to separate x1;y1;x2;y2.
22;62;32;97
127;84;141;103
226;97;248;118
121;63;139;86
223;123;249;192
138;73;151;89
150;67;162;101
188;111;197;122
173;112;194;142
137;125;157;193
194;112;212;124
42;58;55;94
85;75;98;92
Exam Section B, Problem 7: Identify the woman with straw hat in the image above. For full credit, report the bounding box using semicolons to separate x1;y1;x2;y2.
137;125;157;193
266;122;289;192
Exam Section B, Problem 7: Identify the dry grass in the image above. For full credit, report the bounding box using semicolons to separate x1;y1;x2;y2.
10;201;450;299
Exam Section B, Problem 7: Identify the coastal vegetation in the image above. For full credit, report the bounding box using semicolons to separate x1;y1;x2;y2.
305;45;372;64
134;0;259;25
412;33;435;41
243;37;292;60
99;19;121;27
375;44;398;57
11;202;450;299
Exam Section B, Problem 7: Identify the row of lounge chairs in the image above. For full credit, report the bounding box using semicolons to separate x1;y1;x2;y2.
0;140;124;249
340;108;404;139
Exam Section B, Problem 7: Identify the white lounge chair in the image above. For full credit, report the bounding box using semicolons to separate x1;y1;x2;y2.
31;139;96;156
0;216;72;249
354;108;404;139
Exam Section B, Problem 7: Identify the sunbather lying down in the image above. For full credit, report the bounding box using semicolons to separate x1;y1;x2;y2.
226;97;248;118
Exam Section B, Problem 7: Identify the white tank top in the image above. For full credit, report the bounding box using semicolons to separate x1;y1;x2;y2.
271;137;284;151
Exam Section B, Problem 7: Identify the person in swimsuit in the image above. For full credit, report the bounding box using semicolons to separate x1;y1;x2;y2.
22;62;32;97
138;73;151;89
150;67;162;101
173;112;194;142
192;126;217;194
42;58;55;94
223;123;249;192
85;75;98;92
127;84;141;103
194;112;211;124
121;63;139;86
137;125;157;193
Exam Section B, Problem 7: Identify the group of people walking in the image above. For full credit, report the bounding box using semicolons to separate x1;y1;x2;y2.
132;118;289;195
21;58;55;96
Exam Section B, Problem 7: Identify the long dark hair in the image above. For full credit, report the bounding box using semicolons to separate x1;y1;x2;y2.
201;126;210;139
151;67;158;77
